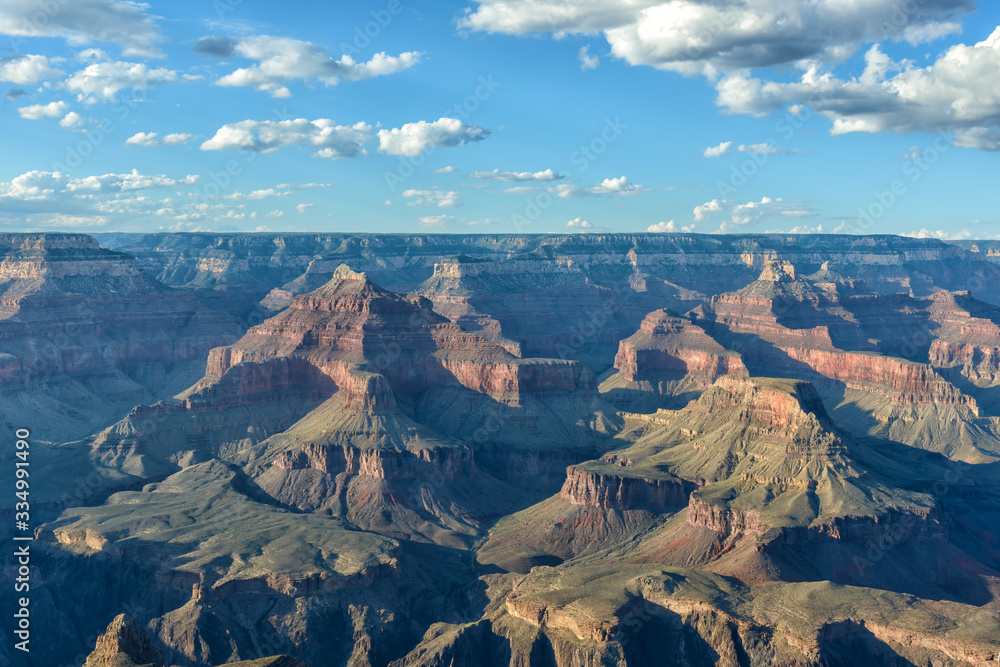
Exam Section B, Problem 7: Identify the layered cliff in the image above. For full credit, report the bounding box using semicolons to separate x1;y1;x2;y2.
691;258;1000;459
0;233;241;442
601;309;746;411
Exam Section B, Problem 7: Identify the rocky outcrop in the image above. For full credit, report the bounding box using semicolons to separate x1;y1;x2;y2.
560;464;690;512
613;310;745;384
273;440;475;481
84;613;163;667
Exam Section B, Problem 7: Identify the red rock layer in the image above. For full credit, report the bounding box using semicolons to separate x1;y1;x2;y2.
614;309;745;383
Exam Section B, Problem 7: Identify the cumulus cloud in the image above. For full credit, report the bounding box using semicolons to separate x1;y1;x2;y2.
0;169;205;230
295;203;316;213
767;224;827;234
430;166;457;174
470;168;564;182
954;128;1000;151
18;101;67;119
647;220;696;233
902;227;973;240
59;111;85;128
378;118;490;157
63;60;178;103
461;0;974;75
565;217;594;230
200;118;373;159
693;196;816;233
402;189;462;208
213;35;421;97
0;54;62;84
64;169;199;192
703;141;733;158
125;131;193;147
578;45;599;70
555;176;649;198
418;214;455;227
714;31;1000;149
0;0;164;57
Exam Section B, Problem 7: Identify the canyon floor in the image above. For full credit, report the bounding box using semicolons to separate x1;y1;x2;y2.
6;232;1000;666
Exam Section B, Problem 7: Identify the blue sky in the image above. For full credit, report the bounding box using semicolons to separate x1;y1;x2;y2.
0;0;998;238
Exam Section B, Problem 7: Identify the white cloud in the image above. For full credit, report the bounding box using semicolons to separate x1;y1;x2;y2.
0;0;164;58
903;21;962;46
63;61;178;103
470;168;564;182
0;169;207;231
954;128;1000;151
17;101;67;119
215;35;422;97
295;203;317;213
418;214;455;227
265;209;284;218
714;31;1000;149
459;0;659;34
556;175;649;197
902;228;973;240
578;45;599;70
125;131;158;147
431;166;457;174
65;170;199;193
647;220;675;232
0;54;62;84
738;142;793;156
59;111;84;128
647;220;696;233
462;0;973;74
566;217;593;229
378;118;490;157
200;118;373;159
125;131;193;147
768;224;826;234
693;196;816;233
402;189;462;208
703;141;733;158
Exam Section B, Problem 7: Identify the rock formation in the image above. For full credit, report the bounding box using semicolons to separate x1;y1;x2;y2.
17;233;1000;667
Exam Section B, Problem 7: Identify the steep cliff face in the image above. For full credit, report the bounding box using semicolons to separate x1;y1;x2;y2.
560;463;690;512
84;613;164;667
0;234;240;442
415;254;666;371
927;290;1000;386
691;259;1000;459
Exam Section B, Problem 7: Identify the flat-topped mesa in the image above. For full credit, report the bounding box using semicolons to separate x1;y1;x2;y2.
430;254;576;280
0;234;166;318
613;310;746;383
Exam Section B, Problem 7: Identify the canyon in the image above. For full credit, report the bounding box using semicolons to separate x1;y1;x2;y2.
8;231;1000;667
